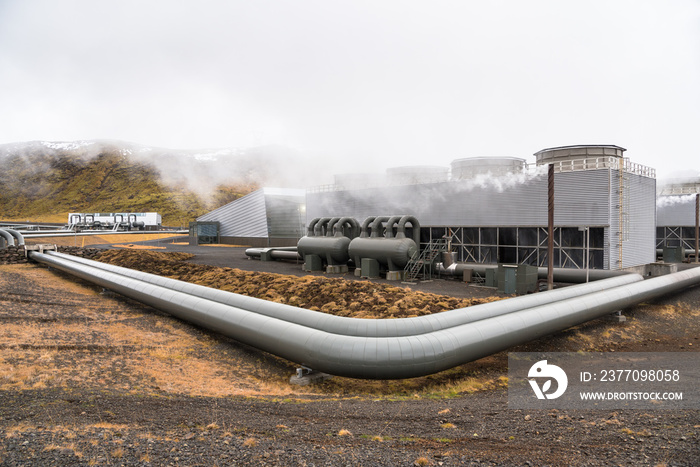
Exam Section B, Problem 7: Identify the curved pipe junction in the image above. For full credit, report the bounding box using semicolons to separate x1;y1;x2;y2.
306;218;321;236
384;216;403;239
332;217;361;238
2;229;25;246
0;229;15;247
313;218;332;236
370;216;391;238
359;217;375;238
397;215;421;246
29;250;700;379
325;218;342;237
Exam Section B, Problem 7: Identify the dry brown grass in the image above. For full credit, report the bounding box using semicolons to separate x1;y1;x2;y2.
242;437;258;447
111;244;166;250
0;264;309;398
0;259;514;399
95;250;500;319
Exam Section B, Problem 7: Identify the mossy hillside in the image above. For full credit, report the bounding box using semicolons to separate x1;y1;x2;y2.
0;149;254;225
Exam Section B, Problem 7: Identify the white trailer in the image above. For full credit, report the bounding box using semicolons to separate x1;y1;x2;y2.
67;212;162;231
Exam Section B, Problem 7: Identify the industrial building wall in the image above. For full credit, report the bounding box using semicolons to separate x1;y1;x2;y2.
422;226;607;269
307;170;614;227
195;188;305;247
306;168;656;270
656;195;699;248
264;193;305;239
197;189;268;238
657;195;698;226
621;171;657;269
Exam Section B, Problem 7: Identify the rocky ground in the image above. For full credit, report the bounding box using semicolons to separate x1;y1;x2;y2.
0;245;698;465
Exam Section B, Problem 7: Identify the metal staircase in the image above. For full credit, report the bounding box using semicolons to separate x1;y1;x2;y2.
404;239;446;282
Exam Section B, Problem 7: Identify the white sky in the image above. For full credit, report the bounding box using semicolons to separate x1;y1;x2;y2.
1;0;699;179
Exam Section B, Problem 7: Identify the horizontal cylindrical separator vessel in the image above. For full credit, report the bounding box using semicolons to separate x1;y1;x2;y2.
349;215;420;272
297;217;360;266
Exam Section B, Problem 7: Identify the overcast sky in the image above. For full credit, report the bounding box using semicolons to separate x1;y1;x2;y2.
1;0;699;179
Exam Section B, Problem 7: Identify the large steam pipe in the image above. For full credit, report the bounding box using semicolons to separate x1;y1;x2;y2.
437;262;630;283
42;251;643;337
15;229;74;234
656;248;697;258
22;229;187;239
29;250;700;379
245;247;301;261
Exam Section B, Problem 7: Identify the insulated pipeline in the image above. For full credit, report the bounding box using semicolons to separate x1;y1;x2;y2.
437;262;630;283
22;230;187;239
29;251;700;379
245;247;301;261
43;251;642;337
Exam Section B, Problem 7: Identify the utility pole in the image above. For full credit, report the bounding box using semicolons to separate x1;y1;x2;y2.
548;164;554;290
695;193;700;263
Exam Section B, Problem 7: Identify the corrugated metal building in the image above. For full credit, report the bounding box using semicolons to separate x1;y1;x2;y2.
306;145;657;270
656;179;700;249
193;188;305;247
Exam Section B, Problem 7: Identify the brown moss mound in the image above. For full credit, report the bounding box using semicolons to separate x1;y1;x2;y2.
95;250;499;319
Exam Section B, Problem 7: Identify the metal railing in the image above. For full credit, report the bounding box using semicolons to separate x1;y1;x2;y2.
404;239;446;281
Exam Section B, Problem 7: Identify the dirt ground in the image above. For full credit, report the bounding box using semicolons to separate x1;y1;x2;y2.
0;244;698;466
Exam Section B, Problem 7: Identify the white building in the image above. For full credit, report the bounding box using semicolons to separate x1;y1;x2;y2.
306;145;657;270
